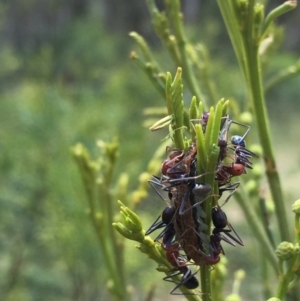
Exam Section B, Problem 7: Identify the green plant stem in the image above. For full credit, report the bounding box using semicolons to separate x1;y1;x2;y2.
193;45;219;105
219;0;291;243
216;1;248;81
260;1;297;40
130;52;165;98
197;102;225;301
234;189;278;272
145;0;182;66
295;214;300;243
265;61;300;93
99;185;127;298
103;161;125;284
72;146;128;300
166;0;205;106
276;256;299;299
261;256;272;300
200;148;220;301
243;27;291;244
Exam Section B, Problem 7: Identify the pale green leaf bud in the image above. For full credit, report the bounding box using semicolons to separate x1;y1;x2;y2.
123;207;143;233
239;111;253;124
249;144;262;157
157;265;169;272
251;164;263;179
245;179;258;195
225;293;242;301
235;269;246;280
292;199;300;214
113;222;134;240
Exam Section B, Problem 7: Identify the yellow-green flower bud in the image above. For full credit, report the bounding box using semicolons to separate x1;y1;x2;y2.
138;236;159;259
139;172;151;184
249;144;262;157
238;0;248;15
245;179;258;195
143;236;155;248
148;160;160;175
117;173;129;191
225;293;242;301
292;199;300;214
239;111;253;124
251;164;263;179
157;264;169;273
254;4;264;29
125;208;143;233
265;199;275;215
235;269;246;281
106;279;115;294
119;202;143;234
275;241;295;260
113;222;135;240
103;138;119;163
219;265;227;278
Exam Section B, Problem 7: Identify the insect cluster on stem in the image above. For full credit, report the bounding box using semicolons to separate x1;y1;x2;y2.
146;113;258;295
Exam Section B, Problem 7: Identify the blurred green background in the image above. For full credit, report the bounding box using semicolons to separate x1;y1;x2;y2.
1;1;300;300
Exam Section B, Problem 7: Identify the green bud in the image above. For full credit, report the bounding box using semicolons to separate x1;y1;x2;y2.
106;279;115;293
95;212;103;220
245;179;258;195
217;264;228;279
266;298;281;301
139;172;151;186
238;0;248;15
265;198;275;215
157;264;169;273
225;293;242;301
143;236;156;248
237;0;248;30
113;222;134;240
275;241;295;260
138;236;160;259
235;269;246;280
125;216;138;232
251;164;263;179
292;199;300;214
169;35;177;46
96;138;119;164
239;111;253;124
254;4;264;33
117;173;129;190
119;201;143;233
132;190;148;205
249;144;262;157
95;212;103;228
116;200;144;241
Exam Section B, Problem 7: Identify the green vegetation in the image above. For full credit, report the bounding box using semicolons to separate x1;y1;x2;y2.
1;1;300;301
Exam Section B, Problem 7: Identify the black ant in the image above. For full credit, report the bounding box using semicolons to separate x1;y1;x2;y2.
162;241;199;294
145;206;176;245
211;205;243;246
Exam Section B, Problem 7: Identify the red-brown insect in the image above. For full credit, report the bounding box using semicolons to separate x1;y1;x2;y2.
162;241;199;294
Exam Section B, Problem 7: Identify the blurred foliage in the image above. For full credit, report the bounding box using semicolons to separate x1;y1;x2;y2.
0;1;299;300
